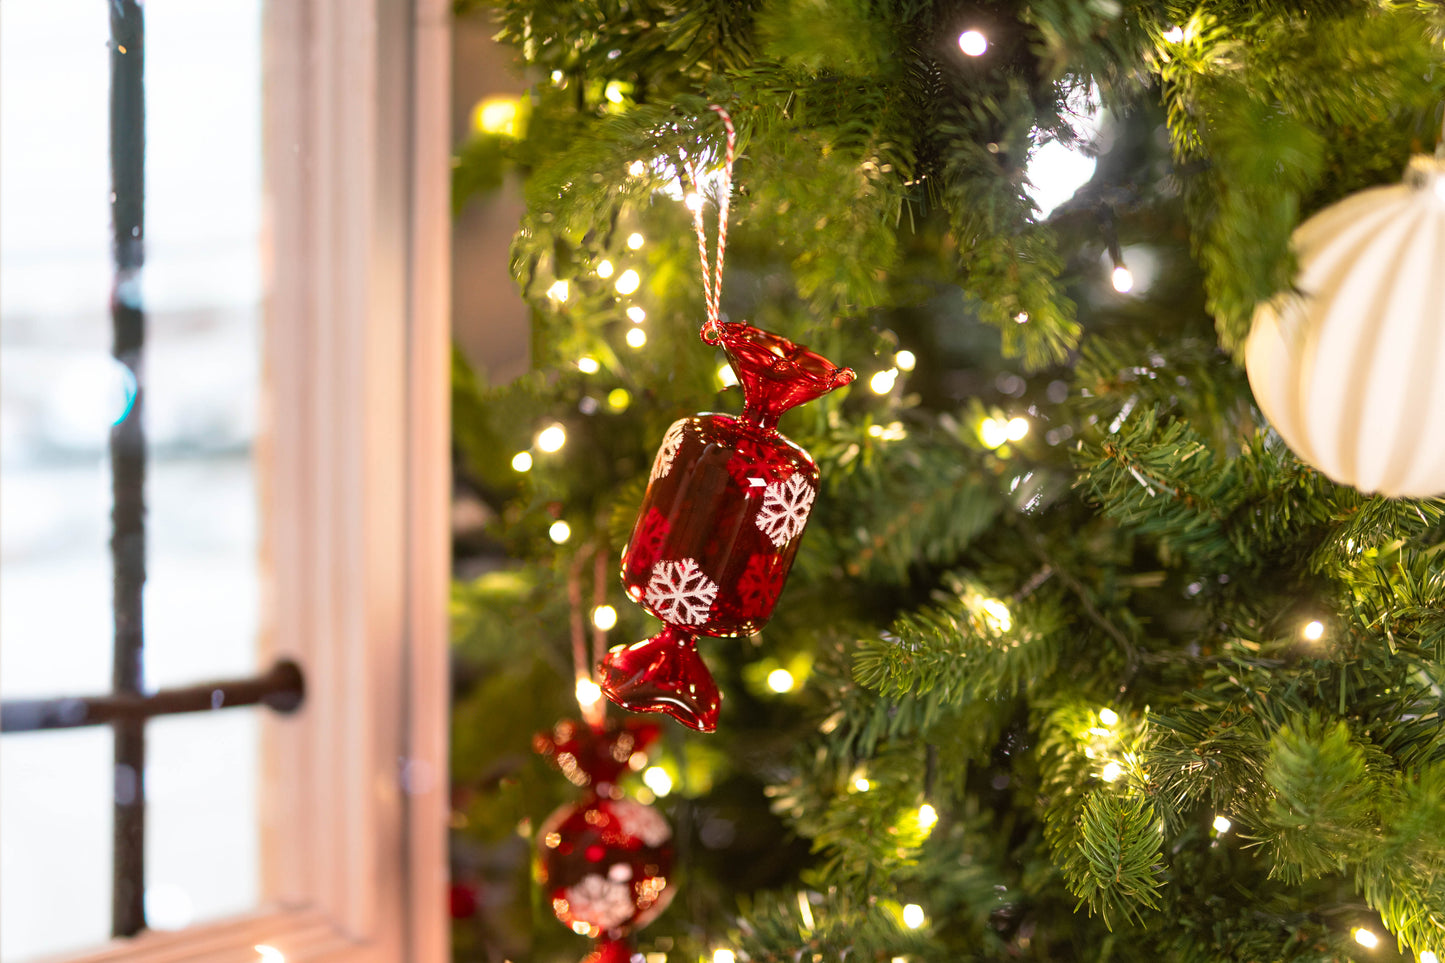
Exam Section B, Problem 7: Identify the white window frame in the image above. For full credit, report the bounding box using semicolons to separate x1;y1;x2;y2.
55;0;452;960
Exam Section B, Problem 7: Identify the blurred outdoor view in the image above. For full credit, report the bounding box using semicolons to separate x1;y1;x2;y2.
0;1;264;957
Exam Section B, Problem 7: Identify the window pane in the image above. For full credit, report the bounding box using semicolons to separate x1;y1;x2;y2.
1;0;264;956
0;729;113;962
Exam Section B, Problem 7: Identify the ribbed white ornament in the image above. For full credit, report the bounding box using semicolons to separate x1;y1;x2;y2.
1246;155;1445;497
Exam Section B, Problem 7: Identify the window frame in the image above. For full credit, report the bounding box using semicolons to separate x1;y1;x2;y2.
51;0;452;959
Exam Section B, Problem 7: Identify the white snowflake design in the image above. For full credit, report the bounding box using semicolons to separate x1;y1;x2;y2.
609;799;672;847
565;874;635;929
754;472;816;547
644;558;719;626
649;420;688;482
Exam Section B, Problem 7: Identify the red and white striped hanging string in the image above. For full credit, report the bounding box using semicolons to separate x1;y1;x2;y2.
684;105;736;345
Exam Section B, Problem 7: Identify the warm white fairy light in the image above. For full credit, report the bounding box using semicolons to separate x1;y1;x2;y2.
1302;620;1325;641
712;951;736;963
577;356;600;374
627;305;646;323
626;328;647;348
1419;951;1439;963
684;193;705;212
628;160;647;177
643;766;673;797
575;677;603;708
537;424;567;452
767;668;796;693
548;520;572;544
604;81;625;104
615;269;641;295
1101;761;1123;783
918;803;938;830
1212;814;1232;834
591;605;618;631
958;29;988;56
1112;265;1135;293
718;363;739;387
627;232;645;249
596;259;615;279
854;777;871;792
1353;929;1380;949
546;280;570;302
1015;311;1030;324
980;418;1010;449
1162;25;1185;42
1098;707;1119;726
1006;416;1030;441
902;903;926;929
894;349;916;371
870;369;898;394
511;452;533;472
474;97;519;136
979;597;1013;632
608;388;631;411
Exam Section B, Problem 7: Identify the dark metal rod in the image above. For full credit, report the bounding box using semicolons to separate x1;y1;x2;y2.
0;660;306;734
108;0;147;940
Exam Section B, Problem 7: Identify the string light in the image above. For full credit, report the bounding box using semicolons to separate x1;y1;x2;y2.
607;388;631;411
902;903;926;929
591;605;617;630
980;418;1010;449
596;259;615;279
604;81;625;104
548;520;571;544
1162;25;1185;42
575;677;603;707
511;452;533;472
1353;929;1380;949
627;232;645;249
626;305;646;323
854;777;871;792
1302;620;1325;641
537;424;567;452
546;280;570;302
979;598;1013;633
1212;814;1232;834
627;160;647;177
1111;265;1135;293
767;668;795;692
684;193;705;212
626;328;647;348
577;356;600;374
643;766;673;796
615;269;641;295
958;29;988;56
894;350;916;371
870;369;898;393
712;951;735;963
473;97;518;136
918;803;938;830
1015;311;1030;323
1420;951;1439;963
1101;761;1123;783
1006;416;1030;441
1098;708;1119;726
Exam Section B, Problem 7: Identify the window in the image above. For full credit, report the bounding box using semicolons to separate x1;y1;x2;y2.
0;1;450;960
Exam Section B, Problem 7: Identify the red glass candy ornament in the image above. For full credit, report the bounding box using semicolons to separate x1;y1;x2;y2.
534;717;662;791
600;322;854;731
538;794;675;944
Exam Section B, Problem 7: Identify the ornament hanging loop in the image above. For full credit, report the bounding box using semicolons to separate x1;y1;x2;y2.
687;105;736;345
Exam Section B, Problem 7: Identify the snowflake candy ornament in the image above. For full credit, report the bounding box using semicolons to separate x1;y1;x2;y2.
537;792;675;954
600;322;854;732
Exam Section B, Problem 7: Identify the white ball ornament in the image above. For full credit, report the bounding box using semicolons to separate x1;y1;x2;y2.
1245;155;1445;497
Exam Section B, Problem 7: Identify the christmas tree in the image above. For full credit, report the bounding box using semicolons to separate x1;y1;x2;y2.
448;3;1445;961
